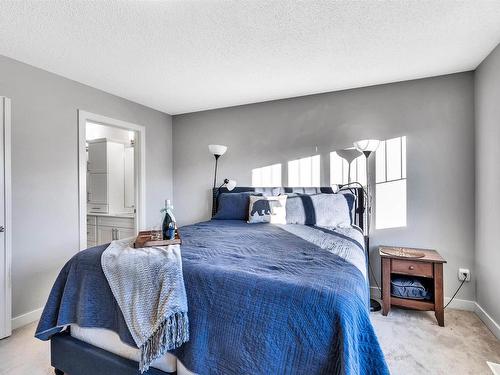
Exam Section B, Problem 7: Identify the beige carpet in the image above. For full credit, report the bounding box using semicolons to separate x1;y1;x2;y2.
0;322;52;375
372;307;500;375
0;309;499;374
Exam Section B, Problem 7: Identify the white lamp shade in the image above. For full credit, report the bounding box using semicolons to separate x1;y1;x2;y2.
353;139;380;153
208;144;227;156
336;148;362;163
226;179;237;191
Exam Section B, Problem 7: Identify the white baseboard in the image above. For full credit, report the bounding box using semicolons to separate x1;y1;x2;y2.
11;307;43;330
487;361;500;375
444;297;476;311
475;303;500;340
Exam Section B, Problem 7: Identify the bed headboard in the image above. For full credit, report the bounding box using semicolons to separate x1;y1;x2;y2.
212;186;366;232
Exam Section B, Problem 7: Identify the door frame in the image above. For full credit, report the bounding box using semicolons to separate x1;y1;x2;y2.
0;97;12;339
78;110;146;250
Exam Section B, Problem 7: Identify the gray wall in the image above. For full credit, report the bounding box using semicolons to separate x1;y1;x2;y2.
0;55;173;318
475;43;500;324
173;73;476;300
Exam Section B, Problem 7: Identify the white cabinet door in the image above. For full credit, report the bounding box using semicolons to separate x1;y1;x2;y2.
88;141;107;173
124;147;135;209
97;226;114;245
88;173;107;204
97;226;134;244
115;227;135;240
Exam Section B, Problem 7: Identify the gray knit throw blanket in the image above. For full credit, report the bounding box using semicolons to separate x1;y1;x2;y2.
101;239;189;373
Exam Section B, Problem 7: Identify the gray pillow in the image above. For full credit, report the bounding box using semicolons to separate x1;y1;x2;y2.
213;192;262;220
338;190;357;224
285;193;355;227
391;277;432;300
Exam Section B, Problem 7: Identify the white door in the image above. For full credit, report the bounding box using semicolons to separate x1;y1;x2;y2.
0;97;12;339
88;173;107;204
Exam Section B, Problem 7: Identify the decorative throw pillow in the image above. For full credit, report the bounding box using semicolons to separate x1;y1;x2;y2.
248;195;287;224
213;192;263;220
285;193;355;227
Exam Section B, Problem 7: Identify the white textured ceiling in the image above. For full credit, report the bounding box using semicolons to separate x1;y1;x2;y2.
1;1;500;115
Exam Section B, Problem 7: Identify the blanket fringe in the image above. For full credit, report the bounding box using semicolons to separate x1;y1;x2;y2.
139;311;189;373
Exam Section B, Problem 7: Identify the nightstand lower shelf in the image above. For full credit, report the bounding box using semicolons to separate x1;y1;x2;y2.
390;296;434;311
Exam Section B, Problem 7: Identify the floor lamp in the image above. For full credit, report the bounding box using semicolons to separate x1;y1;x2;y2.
209;144;237;216
353;139;382;312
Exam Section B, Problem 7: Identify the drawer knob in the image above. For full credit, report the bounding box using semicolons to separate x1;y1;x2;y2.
409;265;415;270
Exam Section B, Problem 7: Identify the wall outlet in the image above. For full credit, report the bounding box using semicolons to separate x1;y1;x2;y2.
458;268;471;282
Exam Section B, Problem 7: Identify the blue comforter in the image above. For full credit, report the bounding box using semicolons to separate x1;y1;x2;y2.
36;220;389;375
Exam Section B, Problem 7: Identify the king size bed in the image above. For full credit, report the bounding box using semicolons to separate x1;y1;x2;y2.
35;187;389;375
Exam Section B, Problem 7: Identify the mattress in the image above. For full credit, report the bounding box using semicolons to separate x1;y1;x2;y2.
70;324;195;375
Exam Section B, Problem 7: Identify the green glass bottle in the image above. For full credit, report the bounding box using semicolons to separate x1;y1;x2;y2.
161;200;176;240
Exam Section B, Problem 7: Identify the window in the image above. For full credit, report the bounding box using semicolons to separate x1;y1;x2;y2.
251;163;282;187
375;136;407;229
288;155;320;187
330;152;366;186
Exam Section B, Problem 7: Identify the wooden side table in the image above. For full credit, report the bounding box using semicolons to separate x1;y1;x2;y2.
380;246;447;327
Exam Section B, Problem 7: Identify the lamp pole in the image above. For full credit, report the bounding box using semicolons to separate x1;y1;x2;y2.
363;150;372;235
213;154;220;188
353;139;382;313
363;149;382;312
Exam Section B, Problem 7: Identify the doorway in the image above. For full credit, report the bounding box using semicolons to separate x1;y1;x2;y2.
78;111;145;250
0;97;12;339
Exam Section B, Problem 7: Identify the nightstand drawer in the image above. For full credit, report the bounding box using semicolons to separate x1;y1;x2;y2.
392;259;433;278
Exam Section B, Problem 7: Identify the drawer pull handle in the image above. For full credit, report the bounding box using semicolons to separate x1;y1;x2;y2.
409;265;415;270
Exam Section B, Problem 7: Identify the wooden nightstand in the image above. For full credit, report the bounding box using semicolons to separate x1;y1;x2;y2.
380;246;447;326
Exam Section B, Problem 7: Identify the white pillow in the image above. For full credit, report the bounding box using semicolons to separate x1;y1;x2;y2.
248;195;287;224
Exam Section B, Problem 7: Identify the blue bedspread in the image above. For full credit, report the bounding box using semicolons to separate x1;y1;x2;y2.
36;220;389;375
